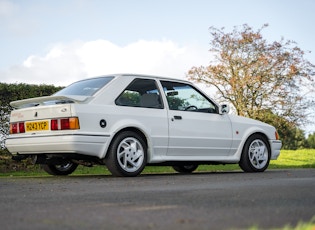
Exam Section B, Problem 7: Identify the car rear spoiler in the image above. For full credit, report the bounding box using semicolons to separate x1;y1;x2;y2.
10;95;91;108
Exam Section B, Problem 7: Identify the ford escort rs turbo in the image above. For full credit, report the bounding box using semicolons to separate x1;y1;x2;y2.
6;74;282;176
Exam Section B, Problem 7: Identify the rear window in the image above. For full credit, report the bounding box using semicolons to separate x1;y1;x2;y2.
54;76;114;96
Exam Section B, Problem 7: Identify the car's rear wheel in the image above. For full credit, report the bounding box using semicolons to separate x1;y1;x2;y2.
172;164;198;173
239;134;270;172
106;131;147;177
41;161;78;176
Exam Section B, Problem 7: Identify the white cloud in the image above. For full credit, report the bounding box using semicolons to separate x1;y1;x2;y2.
1;41;86;86
1;39;210;86
0;0;17;18
77;39;203;77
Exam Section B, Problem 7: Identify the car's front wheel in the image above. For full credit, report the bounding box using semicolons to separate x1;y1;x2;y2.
172;164;198;174
106;131;147;177
41;161;78;176
239;134;271;172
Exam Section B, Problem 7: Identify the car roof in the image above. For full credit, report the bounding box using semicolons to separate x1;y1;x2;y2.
84;73;191;84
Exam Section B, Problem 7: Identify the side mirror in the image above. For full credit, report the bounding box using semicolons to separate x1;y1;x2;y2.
220;104;230;114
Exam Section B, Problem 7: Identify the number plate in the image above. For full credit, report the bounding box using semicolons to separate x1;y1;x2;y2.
25;120;49;132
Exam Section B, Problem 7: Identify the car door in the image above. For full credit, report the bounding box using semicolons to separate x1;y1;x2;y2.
160;80;233;157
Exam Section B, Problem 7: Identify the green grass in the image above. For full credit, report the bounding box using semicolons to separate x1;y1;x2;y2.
270;149;315;169
0;149;314;177
249;216;315;230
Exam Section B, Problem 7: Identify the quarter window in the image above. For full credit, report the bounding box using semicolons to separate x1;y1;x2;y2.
116;79;163;109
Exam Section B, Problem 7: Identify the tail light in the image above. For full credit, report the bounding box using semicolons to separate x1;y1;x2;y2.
10;117;80;134
275;131;280;140
10;122;25;134
19;122;25;133
51;117;80;130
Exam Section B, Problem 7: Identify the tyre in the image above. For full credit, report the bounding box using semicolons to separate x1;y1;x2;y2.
239;134;271;172
41;161;78;176
106;131;147;177
172;164;198;174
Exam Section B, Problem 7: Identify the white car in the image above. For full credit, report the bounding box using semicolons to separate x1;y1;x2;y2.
6;74;282;176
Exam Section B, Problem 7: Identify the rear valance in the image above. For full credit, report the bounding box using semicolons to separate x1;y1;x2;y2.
10;95;91;108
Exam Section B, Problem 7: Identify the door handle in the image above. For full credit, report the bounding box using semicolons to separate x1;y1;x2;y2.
173;115;182;120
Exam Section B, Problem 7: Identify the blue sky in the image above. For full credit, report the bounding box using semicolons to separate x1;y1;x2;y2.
0;0;314;133
1;0;314;82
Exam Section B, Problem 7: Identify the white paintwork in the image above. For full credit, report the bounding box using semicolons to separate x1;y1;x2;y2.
10;95;91;108
6;74;282;165
166;110;233;156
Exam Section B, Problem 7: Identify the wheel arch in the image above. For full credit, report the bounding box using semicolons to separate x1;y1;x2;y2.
113;127;148;146
235;129;272;161
246;132;271;149
104;126;152;162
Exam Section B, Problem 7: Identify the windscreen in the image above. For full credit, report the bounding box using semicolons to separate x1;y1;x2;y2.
54;76;114;96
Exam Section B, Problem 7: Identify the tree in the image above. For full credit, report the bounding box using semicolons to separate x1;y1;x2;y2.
187;24;315;147
0;83;63;153
306;132;315;149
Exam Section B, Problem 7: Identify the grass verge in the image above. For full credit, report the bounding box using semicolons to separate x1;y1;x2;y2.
0;149;314;177
249;216;315;230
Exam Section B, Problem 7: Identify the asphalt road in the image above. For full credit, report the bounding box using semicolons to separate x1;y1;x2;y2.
1;169;315;230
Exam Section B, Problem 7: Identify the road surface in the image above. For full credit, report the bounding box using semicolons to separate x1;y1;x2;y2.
1;169;314;230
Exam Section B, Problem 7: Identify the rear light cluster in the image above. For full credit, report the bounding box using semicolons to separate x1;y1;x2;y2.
10;117;80;134
51;117;80;130
10;122;25;134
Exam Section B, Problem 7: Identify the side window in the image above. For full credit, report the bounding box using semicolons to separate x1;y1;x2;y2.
116;78;163;109
160;81;217;113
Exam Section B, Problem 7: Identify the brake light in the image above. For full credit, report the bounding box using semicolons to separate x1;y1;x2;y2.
275;131;280;140
19;122;25;133
9;122;25;134
51;120;58;130
51;117;80;130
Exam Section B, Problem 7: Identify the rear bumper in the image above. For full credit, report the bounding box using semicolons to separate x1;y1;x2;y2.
6;133;110;159
270;140;282;160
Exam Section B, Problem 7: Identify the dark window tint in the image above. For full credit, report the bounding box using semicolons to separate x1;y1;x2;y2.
116;78;163;109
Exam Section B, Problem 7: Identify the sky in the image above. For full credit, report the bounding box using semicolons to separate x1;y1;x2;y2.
0;0;314;133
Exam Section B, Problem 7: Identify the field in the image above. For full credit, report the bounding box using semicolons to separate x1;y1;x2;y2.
0;149;314;177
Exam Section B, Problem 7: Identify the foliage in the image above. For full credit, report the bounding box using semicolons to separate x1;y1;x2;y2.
187;24;315;149
118;91;141;106
166;95;189;110
306;132;315;148
258;109;307;149
0;83;63;151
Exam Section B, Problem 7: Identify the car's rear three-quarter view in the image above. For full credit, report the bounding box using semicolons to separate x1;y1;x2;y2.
6;74;282;177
